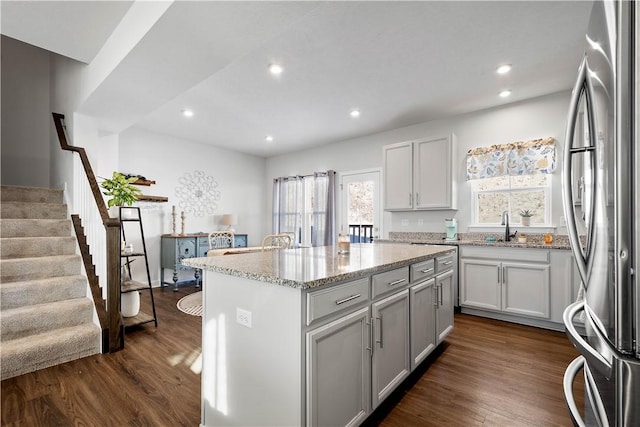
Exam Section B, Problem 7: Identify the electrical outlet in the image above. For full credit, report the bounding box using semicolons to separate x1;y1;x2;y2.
401;219;409;226
418;219;424;226
560;216;566;225
236;308;252;328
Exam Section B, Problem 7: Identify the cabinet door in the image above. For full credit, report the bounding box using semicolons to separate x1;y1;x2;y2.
502;262;550;318
410;278;436;370
460;259;501;310
383;142;413;210
414;135;456;210
436;270;454;343
306;307;370;427
371;289;410;409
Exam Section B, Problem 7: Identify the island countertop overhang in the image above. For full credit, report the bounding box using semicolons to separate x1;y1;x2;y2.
182;243;455;289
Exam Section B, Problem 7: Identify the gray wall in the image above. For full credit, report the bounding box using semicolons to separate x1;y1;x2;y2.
1;36;51;187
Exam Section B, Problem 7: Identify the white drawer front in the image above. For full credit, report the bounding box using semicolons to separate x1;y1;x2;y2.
372;266;410;299
307;278;369;326
410;259;435;283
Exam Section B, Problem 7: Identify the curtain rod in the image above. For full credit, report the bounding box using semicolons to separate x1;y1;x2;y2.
273;170;335;183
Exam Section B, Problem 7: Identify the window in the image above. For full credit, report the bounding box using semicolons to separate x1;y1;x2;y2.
471;174;551;225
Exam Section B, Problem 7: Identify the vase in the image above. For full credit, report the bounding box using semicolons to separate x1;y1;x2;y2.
521;216;531;226
121;291;140;317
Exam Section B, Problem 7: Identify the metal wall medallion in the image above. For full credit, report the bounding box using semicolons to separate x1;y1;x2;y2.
175;170;220;217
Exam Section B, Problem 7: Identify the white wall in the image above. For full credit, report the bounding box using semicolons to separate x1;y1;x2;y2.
118;127;266;286
265;90;571;237
1;36;51;187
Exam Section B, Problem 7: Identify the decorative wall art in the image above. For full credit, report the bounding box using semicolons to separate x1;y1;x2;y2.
175;170;220;217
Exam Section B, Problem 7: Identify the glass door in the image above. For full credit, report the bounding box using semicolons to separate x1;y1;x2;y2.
340;170;381;243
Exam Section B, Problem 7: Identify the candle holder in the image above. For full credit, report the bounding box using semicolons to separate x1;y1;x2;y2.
180;211;186;236
171;205;178;236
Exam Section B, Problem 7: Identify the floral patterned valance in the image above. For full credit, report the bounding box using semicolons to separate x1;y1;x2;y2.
466;137;556;180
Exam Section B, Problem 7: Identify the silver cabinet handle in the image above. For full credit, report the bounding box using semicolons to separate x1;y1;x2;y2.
439;284;443;306
420;268;434;274
366;317;372;355
497;265;501;284
442;261;453;266
375;315;383;348
388;278;406;287
502;266;506;284
335;294;361;305
409;192;412;206
416;193;420;205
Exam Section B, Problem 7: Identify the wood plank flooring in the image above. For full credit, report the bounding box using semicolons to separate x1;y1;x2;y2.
2;289;583;427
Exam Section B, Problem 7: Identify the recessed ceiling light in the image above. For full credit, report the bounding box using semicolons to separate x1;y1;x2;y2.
499;90;512;98
265;135;274;142
268;63;283;75
182;109;194;117
350;109;361;118
496;64;512;74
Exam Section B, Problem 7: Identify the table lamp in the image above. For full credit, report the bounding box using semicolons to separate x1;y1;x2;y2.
221;214;237;232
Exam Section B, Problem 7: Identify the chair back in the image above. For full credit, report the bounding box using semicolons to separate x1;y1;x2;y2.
262;233;292;250
208;231;234;250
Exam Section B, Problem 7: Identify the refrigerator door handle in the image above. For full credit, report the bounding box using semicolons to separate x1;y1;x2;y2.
562;55;597;286
583;363;610;427
563;300;613;379
563;356;587;427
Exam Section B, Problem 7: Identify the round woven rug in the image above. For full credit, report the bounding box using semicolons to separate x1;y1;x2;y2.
177;291;202;317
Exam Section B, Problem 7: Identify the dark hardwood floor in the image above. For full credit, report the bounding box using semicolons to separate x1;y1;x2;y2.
2;290;583;427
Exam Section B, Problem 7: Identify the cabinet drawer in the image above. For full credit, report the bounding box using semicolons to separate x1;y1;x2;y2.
410;259;435;283
436;254;455;273
372;267;410;299
307;278;369;326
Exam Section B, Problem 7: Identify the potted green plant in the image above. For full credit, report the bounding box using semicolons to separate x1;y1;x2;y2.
100;172;142;216
519;209;534;226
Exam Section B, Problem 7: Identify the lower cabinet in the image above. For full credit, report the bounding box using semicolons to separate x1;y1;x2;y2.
410;278;436;369
371;289;410;409
306;307;371;427
435;269;455;342
305;253;455;426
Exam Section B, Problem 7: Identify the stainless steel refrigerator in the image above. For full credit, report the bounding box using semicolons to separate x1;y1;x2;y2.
561;1;638;426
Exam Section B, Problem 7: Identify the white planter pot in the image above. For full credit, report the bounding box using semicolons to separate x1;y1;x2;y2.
521;216;531;226
121;291;140;317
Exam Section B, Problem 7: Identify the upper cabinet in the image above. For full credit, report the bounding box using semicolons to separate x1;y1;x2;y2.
383;134;457;211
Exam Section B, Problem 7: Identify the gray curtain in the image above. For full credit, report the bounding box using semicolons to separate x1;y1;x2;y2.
273;170;336;247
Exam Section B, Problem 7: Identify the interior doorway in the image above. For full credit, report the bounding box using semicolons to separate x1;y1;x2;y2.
340;169;382;242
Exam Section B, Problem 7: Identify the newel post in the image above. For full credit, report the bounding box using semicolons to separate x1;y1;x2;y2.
106;218;124;352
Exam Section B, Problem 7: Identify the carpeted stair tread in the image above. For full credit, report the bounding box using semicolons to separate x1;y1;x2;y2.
0;254;81;282
0;186;63;204
1;218;71;238
1;201;67;219
0;236;76;259
0;297;94;341
0;323;100;380
0;275;88;309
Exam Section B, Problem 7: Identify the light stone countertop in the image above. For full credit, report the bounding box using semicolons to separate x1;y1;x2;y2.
182;243;455;289
386;231;573;250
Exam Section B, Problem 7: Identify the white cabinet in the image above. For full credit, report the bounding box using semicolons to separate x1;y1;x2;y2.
410;278;436;369
383;142;413;210
435;269;454;342
306;307;371;427
461;256;550;319
371;289;410;409
459;246;573;330
383;134;457;211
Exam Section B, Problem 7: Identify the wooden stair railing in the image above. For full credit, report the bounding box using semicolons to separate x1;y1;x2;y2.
52;112;124;353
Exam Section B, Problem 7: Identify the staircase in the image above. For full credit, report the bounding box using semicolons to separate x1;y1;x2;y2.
0;185;100;380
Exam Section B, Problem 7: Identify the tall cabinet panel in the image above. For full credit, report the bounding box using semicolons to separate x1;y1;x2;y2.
435;270;454;343
383;142;413;210
306;307;370;427
371;289;410;409
410;278;436;369
414;136;456;209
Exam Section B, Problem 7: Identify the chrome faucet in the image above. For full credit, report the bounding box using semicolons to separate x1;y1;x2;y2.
501;211;517;242
502;211;511;242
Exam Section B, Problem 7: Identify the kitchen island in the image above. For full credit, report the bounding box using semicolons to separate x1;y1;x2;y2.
183;243;455;427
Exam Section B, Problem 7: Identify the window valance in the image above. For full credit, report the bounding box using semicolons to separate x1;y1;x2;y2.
465;137;556;180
